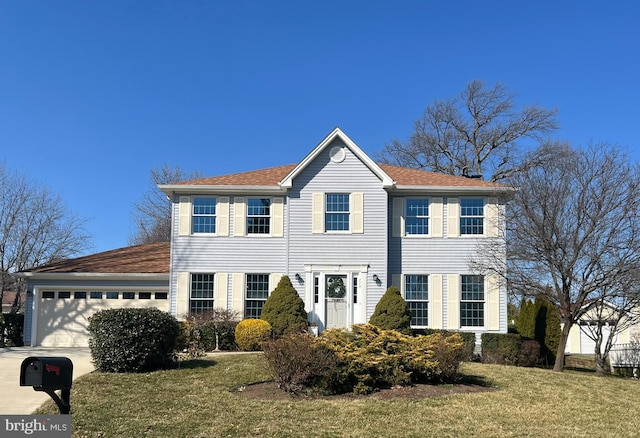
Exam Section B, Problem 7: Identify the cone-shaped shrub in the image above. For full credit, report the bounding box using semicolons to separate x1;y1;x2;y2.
260;275;308;338
369;286;412;335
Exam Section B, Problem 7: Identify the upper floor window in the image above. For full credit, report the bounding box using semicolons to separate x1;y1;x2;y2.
245;274;270;318
190;273;215;313
325;193;350;231
247;198;271;234
192;197;217;234
460;198;484;235
460;274;484;327
405;275;428;327
405;199;429;235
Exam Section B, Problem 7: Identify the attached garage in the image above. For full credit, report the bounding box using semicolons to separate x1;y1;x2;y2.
18;243;170;347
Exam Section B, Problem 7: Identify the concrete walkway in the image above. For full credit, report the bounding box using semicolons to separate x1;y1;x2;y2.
0;347;94;414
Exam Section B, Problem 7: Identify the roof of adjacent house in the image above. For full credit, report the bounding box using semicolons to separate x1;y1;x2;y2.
23;242;170;274
2;291;25;306
172;163;506;189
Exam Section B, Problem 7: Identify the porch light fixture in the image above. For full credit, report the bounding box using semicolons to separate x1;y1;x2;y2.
295;273;303;282
372;274;379;282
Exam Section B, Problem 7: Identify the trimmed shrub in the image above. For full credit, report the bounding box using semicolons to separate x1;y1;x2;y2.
88;308;180;373
419;329;476;361
369;286;412;335
235;319;272;351
262;333;337;393
481;333;522;365
516;299;536;339
536;298;561;365
260;276;308;338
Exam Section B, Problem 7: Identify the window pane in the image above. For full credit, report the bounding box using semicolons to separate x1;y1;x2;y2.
405;275;428;327
461;275;484;326
190;273;215;313
460;199;484;235
90;291;103;299
106;292;119;299
245;274;270;318
123;292;135;299
58;291;70;299
74;291;87;299
192;197;217;234
247;199;271;234
325;194;350;231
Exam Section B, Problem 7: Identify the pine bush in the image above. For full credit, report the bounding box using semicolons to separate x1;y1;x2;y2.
369;286;412;335
260;276;308;338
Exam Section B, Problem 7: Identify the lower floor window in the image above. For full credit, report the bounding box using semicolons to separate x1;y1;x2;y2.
405;274;428;327
460;275;484;327
191;273;215;313
245;274;270;318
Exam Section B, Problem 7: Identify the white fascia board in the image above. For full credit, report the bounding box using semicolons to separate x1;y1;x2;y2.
390;185;516;195
159;185;287;197
280;127;395;189
17;272;170;282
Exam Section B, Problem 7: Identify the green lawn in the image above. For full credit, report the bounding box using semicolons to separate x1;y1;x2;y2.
37;353;640;437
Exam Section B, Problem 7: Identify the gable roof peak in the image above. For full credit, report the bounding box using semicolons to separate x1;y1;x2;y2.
280;127;394;189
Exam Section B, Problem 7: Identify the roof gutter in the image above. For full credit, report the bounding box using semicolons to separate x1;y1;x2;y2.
159;184;288;196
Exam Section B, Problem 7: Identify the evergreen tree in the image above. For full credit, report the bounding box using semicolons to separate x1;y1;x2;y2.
260;276;308;338
369;286;412;335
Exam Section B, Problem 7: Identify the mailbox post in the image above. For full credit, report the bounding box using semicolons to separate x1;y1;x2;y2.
20;357;73;414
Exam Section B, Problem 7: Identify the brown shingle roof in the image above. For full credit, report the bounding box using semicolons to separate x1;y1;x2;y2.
379;164;506;188
176;164;296;186
175;163;506;188
26;242;170;274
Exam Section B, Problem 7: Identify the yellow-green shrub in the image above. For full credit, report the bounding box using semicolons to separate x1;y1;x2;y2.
316;324;467;394
235;319;272;351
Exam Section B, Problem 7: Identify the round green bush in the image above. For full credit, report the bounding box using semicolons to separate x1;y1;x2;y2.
260;276;308;338
369;286;412;335
235;319;272;351
88;308;180;372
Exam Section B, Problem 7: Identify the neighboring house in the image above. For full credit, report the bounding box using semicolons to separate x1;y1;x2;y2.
18;128;510;347
2;291;25;313
565;300;639;356
158;127;509;345
18;242;169;347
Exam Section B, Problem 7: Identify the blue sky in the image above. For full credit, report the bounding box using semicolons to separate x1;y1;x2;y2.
1;1;638;255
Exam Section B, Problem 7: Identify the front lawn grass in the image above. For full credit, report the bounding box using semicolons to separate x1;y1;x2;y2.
36;353;640;437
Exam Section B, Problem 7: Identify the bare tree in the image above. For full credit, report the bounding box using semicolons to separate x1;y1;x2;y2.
478;144;640;372
377;80;561;181
130;164;201;244
0;162;91;312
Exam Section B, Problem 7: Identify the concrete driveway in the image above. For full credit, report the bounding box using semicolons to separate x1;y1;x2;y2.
0;347;94;414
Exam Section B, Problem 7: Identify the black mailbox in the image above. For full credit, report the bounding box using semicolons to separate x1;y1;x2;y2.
20;357;73;390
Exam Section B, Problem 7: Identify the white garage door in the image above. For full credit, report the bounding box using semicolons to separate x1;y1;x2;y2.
37;290;169;347
579;325;613;355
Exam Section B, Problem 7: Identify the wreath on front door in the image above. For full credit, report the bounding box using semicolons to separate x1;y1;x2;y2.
326;276;347;298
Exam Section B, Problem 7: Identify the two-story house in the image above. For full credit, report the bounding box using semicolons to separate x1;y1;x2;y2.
159;127;508;341
20;127;508;347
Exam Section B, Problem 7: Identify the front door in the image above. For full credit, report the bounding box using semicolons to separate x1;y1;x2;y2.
325;275;348;329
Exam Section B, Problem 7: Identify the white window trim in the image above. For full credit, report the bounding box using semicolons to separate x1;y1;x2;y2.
459;274;486;329
402;273;430;329
404;197;431;238
459;197;486;237
246;197;273;237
